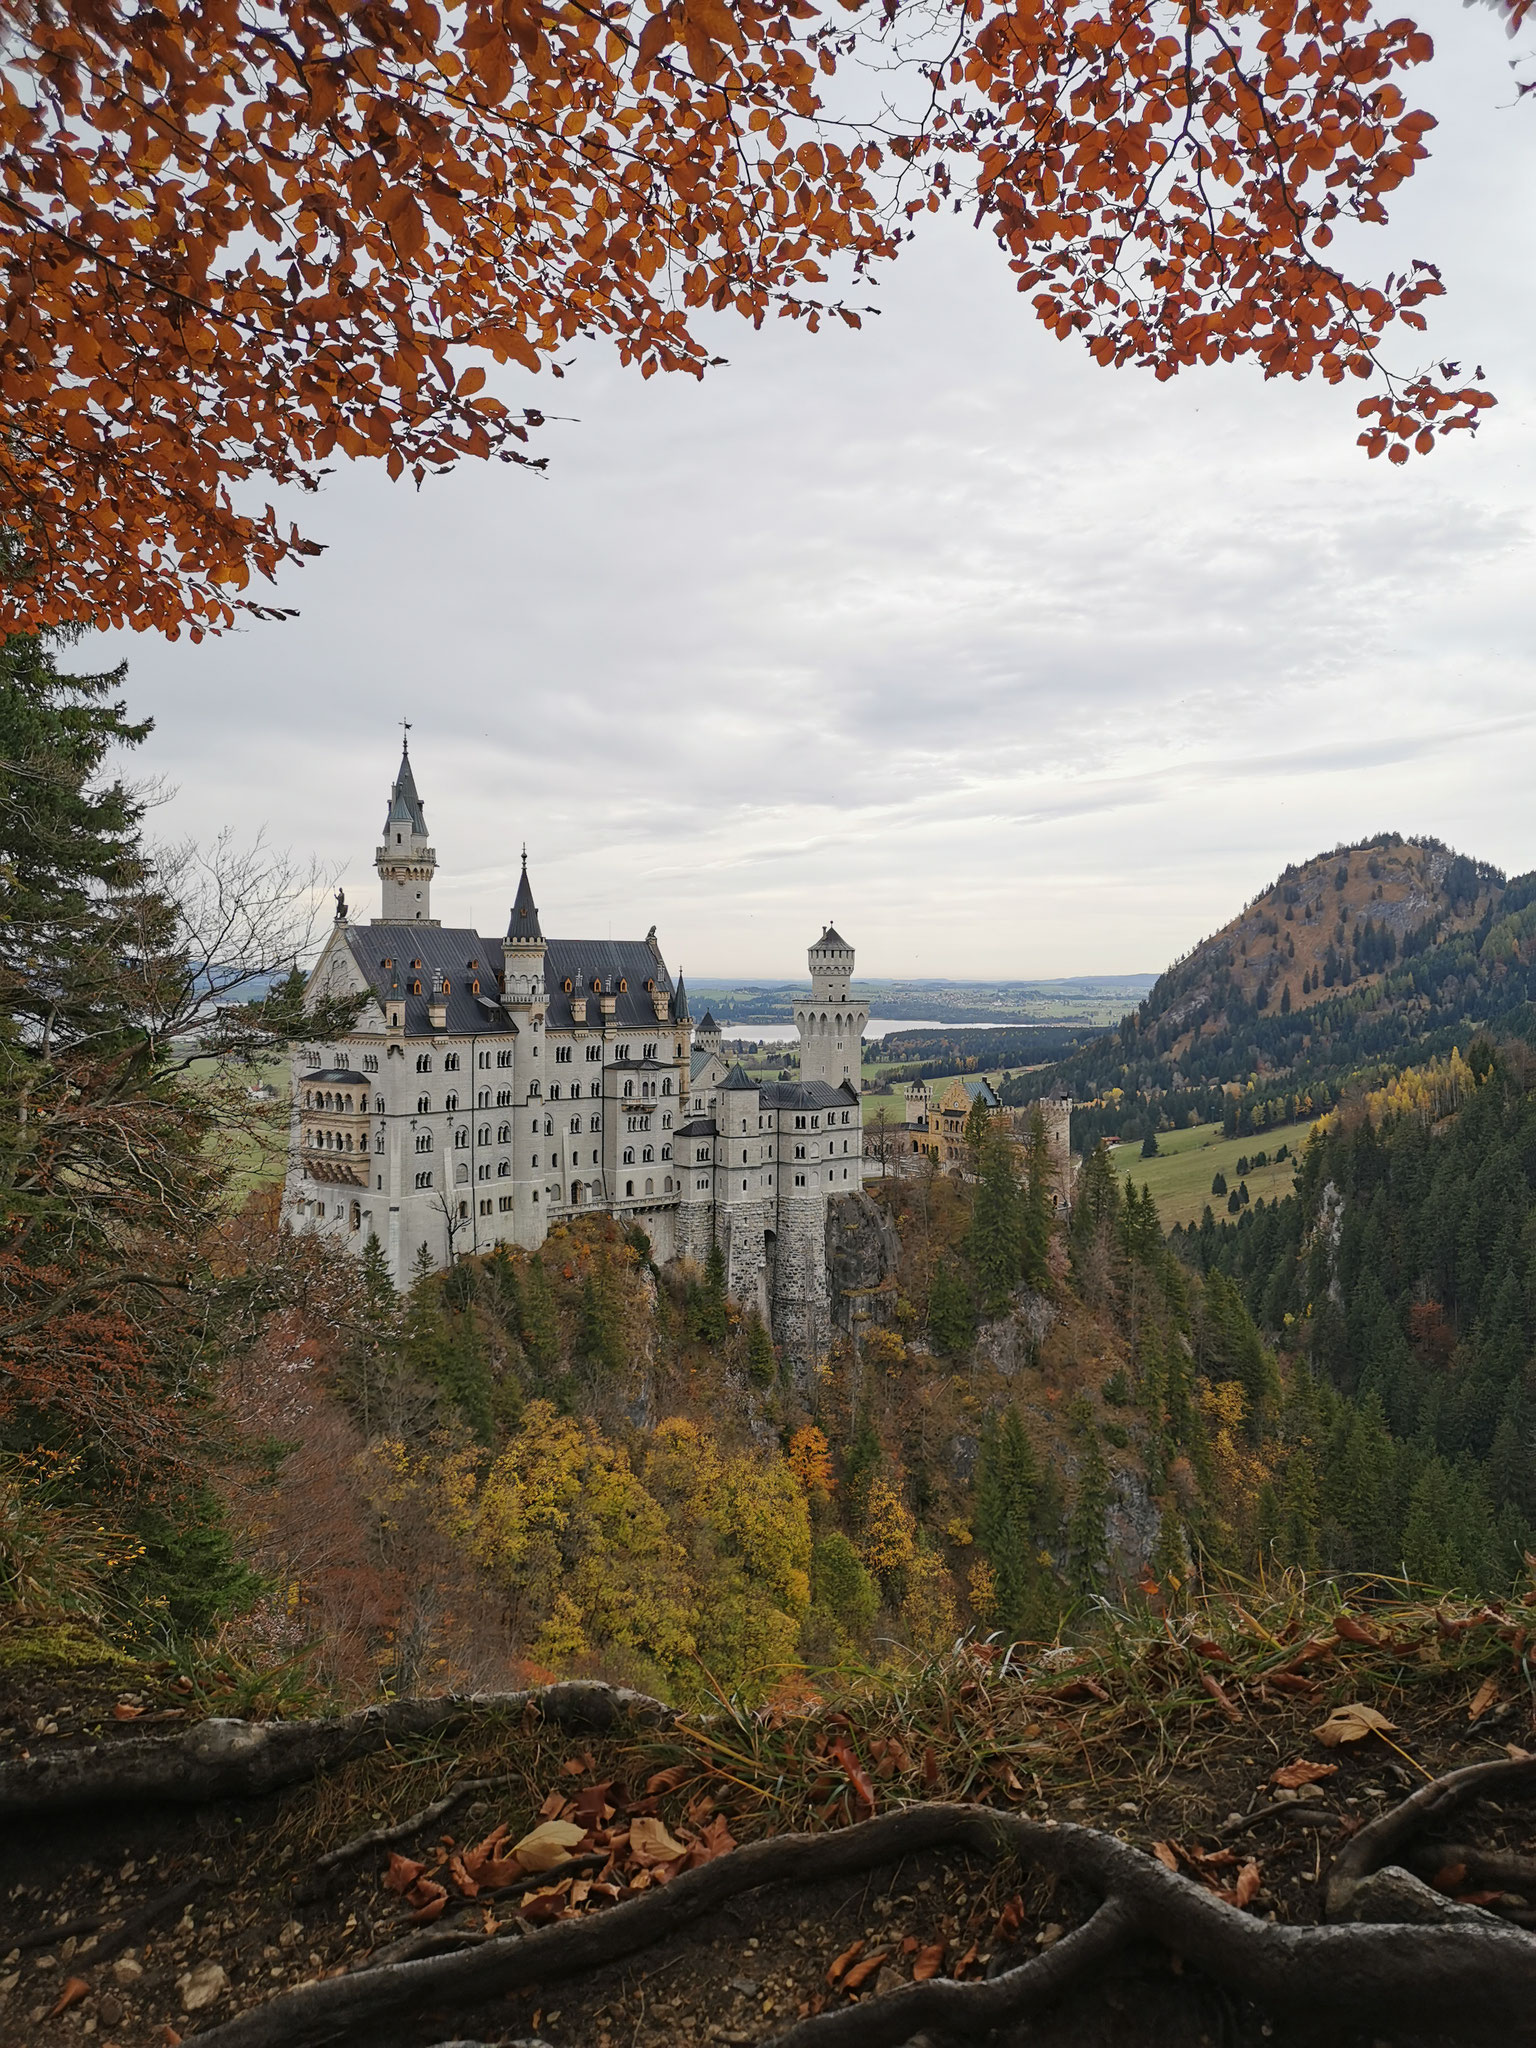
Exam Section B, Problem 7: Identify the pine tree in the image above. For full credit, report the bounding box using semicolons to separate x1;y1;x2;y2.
1066;1402;1111;1593
579;1269;625;1373
975;1409;1042;1638
1141;1130;1159;1158
927;1256;977;1356
1020;1108;1053;1287
745;1311;776;1385
519;1254;561;1371
1277;1449;1320;1569
694;1241;729;1344
969;1123;1022;1316
841;1405;883;1529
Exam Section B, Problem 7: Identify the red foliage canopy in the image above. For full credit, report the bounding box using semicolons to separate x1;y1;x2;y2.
0;0;1505;636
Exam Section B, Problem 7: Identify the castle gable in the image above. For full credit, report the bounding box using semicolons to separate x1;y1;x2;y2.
542;937;673;1032
345;923;511;1036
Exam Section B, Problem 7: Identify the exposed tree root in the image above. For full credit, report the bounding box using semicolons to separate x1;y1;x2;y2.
297;1774;522;1900
0;1682;670;1822
180;1797;1536;2048
1325;1755;1536;1916
1405;1842;1536;1893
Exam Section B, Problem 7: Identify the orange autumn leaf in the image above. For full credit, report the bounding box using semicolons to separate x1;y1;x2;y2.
1271;1760;1338;1790
911;1943;946;1981
49;1977;91;2018
1151;1841;1180;1872
406;1878;449;1924
383;1852;426;1894
826;1940;864;1986
841;1948;892;1993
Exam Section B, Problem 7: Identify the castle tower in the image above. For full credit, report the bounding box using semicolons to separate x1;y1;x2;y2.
694;1008;722;1055
796;924;868;1092
373;738;438;924
502;850;545;1007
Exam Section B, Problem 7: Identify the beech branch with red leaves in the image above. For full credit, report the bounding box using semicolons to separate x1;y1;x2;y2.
0;0;1513;636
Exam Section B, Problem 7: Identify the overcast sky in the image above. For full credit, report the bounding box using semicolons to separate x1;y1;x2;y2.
93;0;1536;983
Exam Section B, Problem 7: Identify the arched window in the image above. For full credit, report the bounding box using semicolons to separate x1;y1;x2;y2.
642;1146;653;1163
645;1177;653;1195
417;1093;431;1113
625;1179;634;1196
623;1079;633;1098
415;1132;432;1153
664;1175;673;1193
623;1146;635;1165
455;1162;469;1184
416;1053;431;1072
661;1078;672;1096
444;1091;458;1112
444;1052;460;1071
454;1127;468;1148
570;1115;581;1133
412;980;423;995
375;1095;385;1113
498;1160;511;1177
497;1123;511;1143
479;1125;491;1145
662;1112;672;1129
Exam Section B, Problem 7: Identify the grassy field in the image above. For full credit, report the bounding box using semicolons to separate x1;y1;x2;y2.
1114;1118;1316;1229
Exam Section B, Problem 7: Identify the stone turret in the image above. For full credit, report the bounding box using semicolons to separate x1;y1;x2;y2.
796;923;868;1092
374;738;438;924
502;850;545;1008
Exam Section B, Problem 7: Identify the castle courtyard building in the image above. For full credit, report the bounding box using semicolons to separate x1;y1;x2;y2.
285;745;866;1358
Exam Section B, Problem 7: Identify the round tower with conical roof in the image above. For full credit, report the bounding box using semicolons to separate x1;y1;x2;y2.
374;738;438;923
795;924;867;1092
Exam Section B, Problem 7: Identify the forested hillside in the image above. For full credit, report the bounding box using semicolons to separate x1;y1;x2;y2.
1011;835;1536;1150
1175;1044;1536;1589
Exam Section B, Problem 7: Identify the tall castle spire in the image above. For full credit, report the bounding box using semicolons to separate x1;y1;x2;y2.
373;734;439;924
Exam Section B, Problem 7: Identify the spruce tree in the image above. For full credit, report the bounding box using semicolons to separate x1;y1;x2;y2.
579;1268;625;1373
694;1241;729;1343
969;1123;1022;1316
1277;1448;1320;1569
927;1256;977;1356
519;1254;561;1371
1066;1402;1111;1593
975;1409;1043;1638
745;1310;776;1384
1020;1108;1053;1287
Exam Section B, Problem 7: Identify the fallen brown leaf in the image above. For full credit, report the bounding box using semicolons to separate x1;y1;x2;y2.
1313;1702;1397;1748
406;1878;448;1924
513;1819;588;1872
49;1977;90;2018
1230;1860;1262;1908
842;1948;892;1994
911;1942;946;1982
1151;1841;1180;1872
382;1851;426;1894
826;1939;864;1987
1333;1612;1380;1647
1271;1759;1338;1790
645;1763;693;1797
1200;1672;1242;1723
629;1814;688;1866
446;1852;477;1899
1469;1676;1500;1721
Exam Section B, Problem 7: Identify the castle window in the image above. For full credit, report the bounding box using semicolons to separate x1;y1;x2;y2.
795;1145;805;1159
416;1053;432;1073
306;1051;321;1067
795;1115;805;1129
497;1089;512;1107
556;1046;572;1063
363;1054;378;1072
454;1127;468;1148
455;1161;469;1184
626;1179;634;1197
415;1133;432;1152
618;979;627;993
616;1044;629;1061
478;1163;490;1180
498;1160;511;1177
444;1053;460;1071
587;1045;601;1062
664;1176;673;1192
411;959;422;970
412;981;423;995
497;1050;512;1068
661;1144;671;1160
645;1177;653;1195
471;981;480;995
795;1173;806;1187
479;1197;492;1216
479;1051;490;1068
445;1091;458;1112
570;1115;582;1133
415;1169;433;1188
375;1133;384;1151
350;1202;361;1230
623;1079;633;1098
497;1122;511;1143
642;1146;653;1163
479;1125;491;1144
563;978;573;993
624;1147;634;1165
549;1083;561;1101
458;1200;469;1219
643;1042;656;1060
442;980;452;994
417;1093;431;1113
499;1194;514;1212
591;1114;601;1131
661;1112;672;1129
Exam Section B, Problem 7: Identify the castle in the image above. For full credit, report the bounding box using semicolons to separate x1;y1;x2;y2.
284;743;868;1357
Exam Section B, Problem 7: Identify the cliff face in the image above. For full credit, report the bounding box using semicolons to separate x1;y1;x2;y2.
825;1190;901;1334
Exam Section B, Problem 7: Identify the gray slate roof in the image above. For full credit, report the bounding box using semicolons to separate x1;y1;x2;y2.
507;858;542;943
813;925;849;950
675;1117;717;1138
344;917;676;1040
721;1063;757;1092
304;1069;370;1086
696;1009;719;1033
384;744;428;836
759;1079;859;1110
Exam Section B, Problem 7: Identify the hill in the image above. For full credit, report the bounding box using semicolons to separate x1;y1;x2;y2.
1014;834;1536;1148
